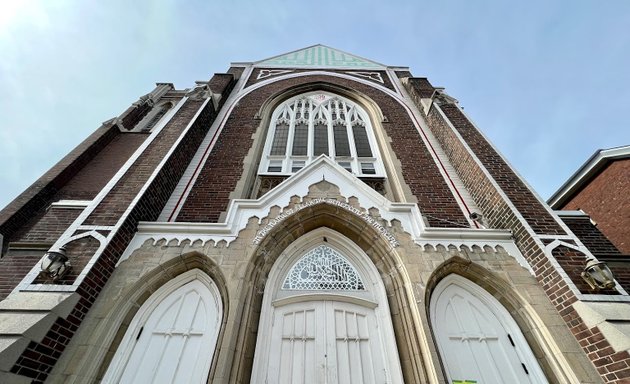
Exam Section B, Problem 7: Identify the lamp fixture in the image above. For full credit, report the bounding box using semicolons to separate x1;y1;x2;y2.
469;212;486;229
581;258;616;290
41;246;70;281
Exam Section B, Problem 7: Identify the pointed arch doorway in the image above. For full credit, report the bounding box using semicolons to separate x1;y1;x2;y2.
102;270;222;384
251;229;404;384
430;275;547;384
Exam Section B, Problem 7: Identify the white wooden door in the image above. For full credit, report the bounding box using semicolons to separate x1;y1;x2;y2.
117;279;219;384
267;301;387;384
433;282;546;384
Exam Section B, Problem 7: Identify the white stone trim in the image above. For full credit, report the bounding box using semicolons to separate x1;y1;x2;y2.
49;200;91;209
441;101;584;240
158;66;253;221
121;157;532;274
543;239;629;297
257;91;386;178
160;70;475;228
392;73;480;226
549;145;630;208
15;95;194;292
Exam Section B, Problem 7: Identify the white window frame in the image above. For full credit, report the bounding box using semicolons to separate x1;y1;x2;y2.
258;91;385;178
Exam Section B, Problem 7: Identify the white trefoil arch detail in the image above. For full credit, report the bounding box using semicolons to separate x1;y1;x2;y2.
251;228;404;383
102;269;223;384
258;91;386;178
430;274;547;384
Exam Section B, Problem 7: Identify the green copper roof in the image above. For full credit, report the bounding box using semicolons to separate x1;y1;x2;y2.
257;45;384;69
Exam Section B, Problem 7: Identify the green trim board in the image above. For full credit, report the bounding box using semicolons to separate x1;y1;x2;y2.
257;45;385;69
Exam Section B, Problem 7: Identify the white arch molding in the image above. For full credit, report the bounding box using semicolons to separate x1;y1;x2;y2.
430;275;547;384
251;228;404;383
102;269;223;384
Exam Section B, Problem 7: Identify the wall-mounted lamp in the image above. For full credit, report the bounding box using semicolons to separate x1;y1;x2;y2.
581;258;616;290
41;246;70;281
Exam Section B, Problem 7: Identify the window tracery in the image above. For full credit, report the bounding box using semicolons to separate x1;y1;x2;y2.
259;92;384;177
282;245;365;291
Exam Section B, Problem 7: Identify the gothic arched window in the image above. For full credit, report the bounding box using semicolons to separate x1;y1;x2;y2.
259;91;385;177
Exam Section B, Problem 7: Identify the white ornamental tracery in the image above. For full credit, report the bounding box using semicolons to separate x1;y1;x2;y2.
259;91;385;177
282;245;365;290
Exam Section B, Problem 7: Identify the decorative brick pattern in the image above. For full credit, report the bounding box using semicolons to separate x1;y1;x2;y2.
177;73;468;227
562;160;630;254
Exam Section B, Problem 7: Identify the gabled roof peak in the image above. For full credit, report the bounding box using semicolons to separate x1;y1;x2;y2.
254;44;386;69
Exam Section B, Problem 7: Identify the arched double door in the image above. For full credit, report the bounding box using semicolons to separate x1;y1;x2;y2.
102;270;222;384
431;275;547;384
251;230;403;384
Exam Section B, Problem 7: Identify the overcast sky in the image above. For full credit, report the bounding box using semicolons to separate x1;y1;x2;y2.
0;0;628;209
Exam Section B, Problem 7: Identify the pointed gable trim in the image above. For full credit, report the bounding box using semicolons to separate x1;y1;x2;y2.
255;44;386;69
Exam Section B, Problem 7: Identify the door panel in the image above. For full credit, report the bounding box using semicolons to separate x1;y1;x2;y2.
434;283;544;384
267;301;386;384
268;303;324;384
330;302;384;384
118;280;218;384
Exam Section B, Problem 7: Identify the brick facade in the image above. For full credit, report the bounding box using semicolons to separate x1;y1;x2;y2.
176;73;469;227
402;79;630;382
6;75;234;382
562;160;630;254
1;48;627;384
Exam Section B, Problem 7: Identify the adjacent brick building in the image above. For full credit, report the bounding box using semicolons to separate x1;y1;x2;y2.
549;145;630;254
0;46;628;383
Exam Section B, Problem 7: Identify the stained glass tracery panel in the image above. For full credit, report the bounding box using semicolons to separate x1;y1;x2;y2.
282;245;365;290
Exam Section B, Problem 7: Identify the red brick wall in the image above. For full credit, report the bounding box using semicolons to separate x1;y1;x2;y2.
83;100;205;226
437;104;565;235
609;264;630;293
56;133;148;201
9;83;230;382
176;73;468;227
561;216;622;257
0;132;148;300
121;102;151;131
0;125;118;252
562;160;630;253
407;82;630;382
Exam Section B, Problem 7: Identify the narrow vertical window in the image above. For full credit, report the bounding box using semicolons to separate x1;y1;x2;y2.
292;123;308;156
352;124;373;157
270;123;289;155
333;124;351;156
313;123;329;156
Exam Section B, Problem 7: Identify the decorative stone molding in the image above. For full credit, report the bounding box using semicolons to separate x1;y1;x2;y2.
119;157;532;273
